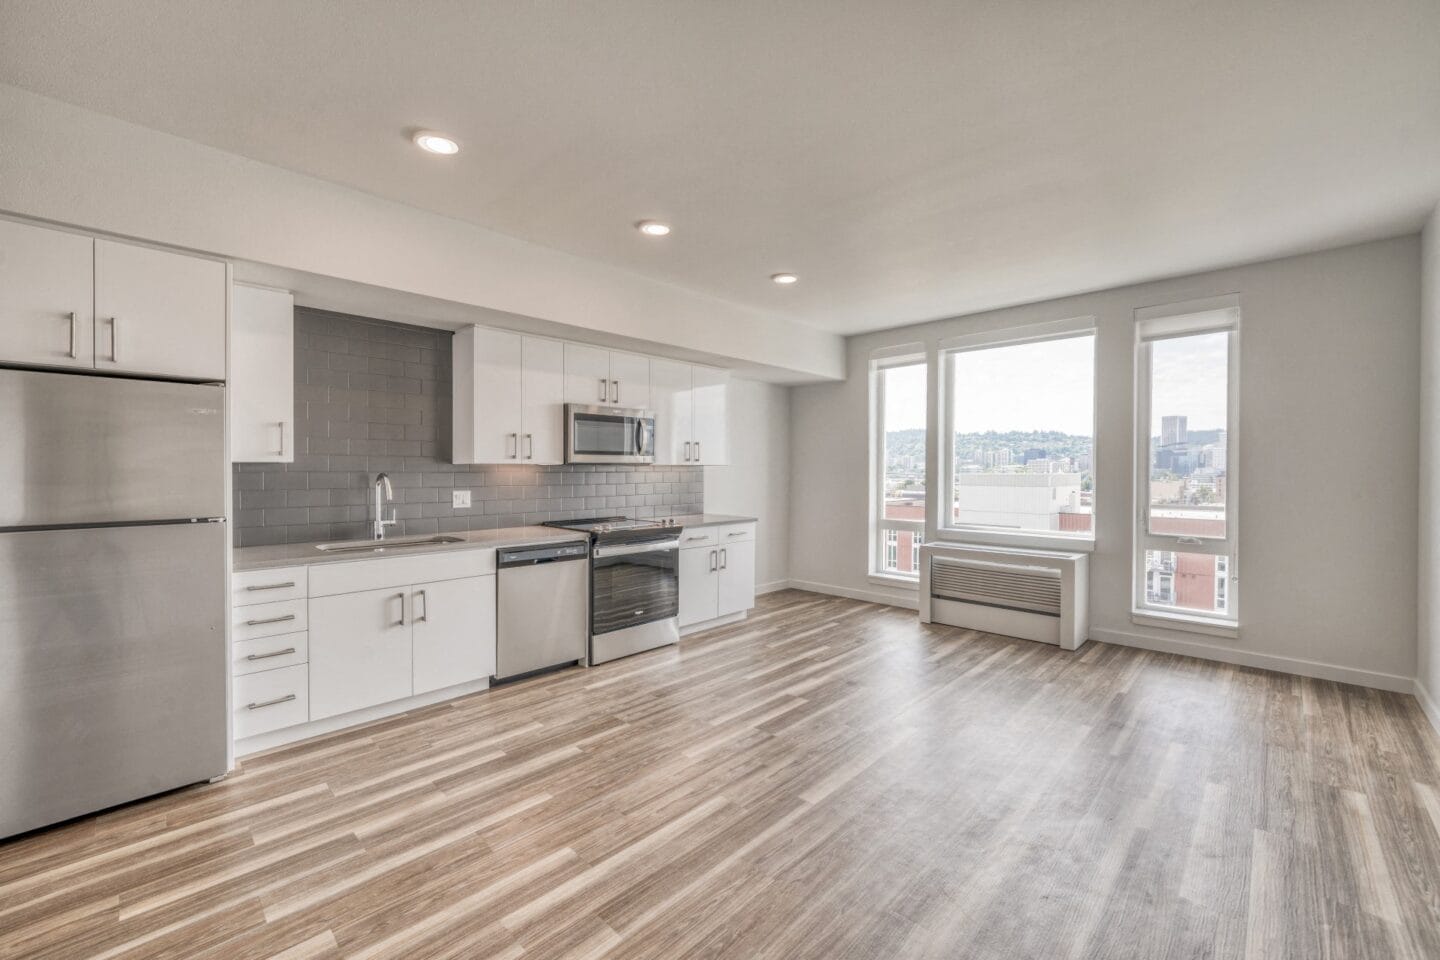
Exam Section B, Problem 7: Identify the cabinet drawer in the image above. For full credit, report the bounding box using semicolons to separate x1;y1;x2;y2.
716;523;756;544
233;664;309;739
233;630;308;676
308;550;496;597
233;566;308;606
678;527;717;548
233;598;307;641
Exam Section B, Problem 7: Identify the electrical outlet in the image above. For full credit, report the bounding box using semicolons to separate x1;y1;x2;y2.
452;489;472;508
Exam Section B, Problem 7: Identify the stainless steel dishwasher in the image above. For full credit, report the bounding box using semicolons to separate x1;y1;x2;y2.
494;540;591;681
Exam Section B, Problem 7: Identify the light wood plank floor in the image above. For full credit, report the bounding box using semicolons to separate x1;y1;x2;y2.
3;590;1440;959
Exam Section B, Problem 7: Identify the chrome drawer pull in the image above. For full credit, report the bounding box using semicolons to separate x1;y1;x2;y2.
246;647;297;661
727;532;747;537
245;581;296;592
685;535;707;542
247;693;297;710
67;311;78;359
245;613;297;626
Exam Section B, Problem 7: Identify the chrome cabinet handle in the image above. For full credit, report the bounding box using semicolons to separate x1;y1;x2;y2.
244;613;297;626
694;442;701;463
611;379;619;403
277;421;286;457
727;532;746;537
720;547;727;570
524;433;533;459
683;441;690;462
507;432;518;459
415;589;428;623
246;647;296;661
109;317;119;362
1176;536;1203;545
685;534;706;542
709;549;718;572
245;581;296;592
247;693;297;710
397;592;406;626
598;377;608;402
67;311;78;359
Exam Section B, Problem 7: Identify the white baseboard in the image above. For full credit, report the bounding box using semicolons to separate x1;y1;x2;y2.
1416;680;1440;736
786;578;920;611
1089;625;1415;694
756;579;792;596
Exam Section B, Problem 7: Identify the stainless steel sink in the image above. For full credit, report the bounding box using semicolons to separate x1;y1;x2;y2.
315;535;464;553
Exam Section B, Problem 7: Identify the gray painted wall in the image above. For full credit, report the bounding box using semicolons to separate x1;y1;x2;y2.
233;308;702;546
1419;202;1440;715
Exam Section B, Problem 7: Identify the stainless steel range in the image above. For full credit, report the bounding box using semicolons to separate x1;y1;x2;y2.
542;516;681;664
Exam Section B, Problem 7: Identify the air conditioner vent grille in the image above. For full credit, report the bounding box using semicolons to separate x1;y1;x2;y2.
930;556;1062;617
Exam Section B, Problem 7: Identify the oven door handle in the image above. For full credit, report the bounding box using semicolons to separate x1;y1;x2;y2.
592;538;681;559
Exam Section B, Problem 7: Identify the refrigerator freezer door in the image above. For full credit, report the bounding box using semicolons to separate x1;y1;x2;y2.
0;369;225;528
0;522;227;838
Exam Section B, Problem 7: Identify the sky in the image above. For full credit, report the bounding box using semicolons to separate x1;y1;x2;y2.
882;331;1228;435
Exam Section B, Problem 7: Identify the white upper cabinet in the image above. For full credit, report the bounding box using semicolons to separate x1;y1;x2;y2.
230;284;294;463
564;343;650;407
608;350;650;408
521;336;565;464
454;327;566;464
0;219;95;370
453;326;524;463
650;358;694;465
455;323;729;466
564;342;612;405
94;239;227;380
690;365;730;465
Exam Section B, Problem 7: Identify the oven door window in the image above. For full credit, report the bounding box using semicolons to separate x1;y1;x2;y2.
592;549;678;634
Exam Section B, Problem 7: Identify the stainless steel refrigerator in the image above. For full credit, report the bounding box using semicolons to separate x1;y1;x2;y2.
0;368;228;839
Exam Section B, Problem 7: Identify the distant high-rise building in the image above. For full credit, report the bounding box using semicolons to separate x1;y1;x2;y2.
995;449;1012;466
1023;447;1048;463
1161;415;1188;447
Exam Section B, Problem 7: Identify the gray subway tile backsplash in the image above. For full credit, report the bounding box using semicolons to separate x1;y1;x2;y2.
232;308;703;547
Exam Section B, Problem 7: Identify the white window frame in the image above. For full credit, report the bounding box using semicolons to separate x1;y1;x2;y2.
1132;295;1240;633
936;316;1098;552
870;347;927;582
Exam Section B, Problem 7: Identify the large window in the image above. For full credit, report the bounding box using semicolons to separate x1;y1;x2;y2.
1134;299;1239;625
941;323;1096;543
872;353;927;578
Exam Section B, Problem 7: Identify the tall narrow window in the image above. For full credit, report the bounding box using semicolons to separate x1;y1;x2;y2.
872;352;927;579
1134;299;1239;625
941;322;1096;545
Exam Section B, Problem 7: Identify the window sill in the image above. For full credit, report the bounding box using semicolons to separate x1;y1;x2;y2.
932;528;1096;554
867;573;919;589
1131;610;1239;640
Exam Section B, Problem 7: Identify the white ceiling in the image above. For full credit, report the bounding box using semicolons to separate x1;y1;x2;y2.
2;0;1437;336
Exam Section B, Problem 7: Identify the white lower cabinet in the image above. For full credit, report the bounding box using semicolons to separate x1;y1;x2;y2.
717;538;756;616
309;586;414;721
678;523;757;629
679;546;720;627
234;555;501;747
233;664;310;739
413;575;496;695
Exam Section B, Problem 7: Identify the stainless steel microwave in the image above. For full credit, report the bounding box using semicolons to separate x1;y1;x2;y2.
564;404;656;464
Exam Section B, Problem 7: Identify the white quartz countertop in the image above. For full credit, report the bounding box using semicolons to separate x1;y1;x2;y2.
233;526;586;572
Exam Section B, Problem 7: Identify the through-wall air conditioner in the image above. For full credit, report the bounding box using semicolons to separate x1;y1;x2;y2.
919;543;1089;650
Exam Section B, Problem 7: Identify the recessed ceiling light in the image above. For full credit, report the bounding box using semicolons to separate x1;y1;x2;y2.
771;273;798;285
412;131;459;155
636;220;671;237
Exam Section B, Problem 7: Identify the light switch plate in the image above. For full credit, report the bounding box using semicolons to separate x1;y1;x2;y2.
452;490;472;508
